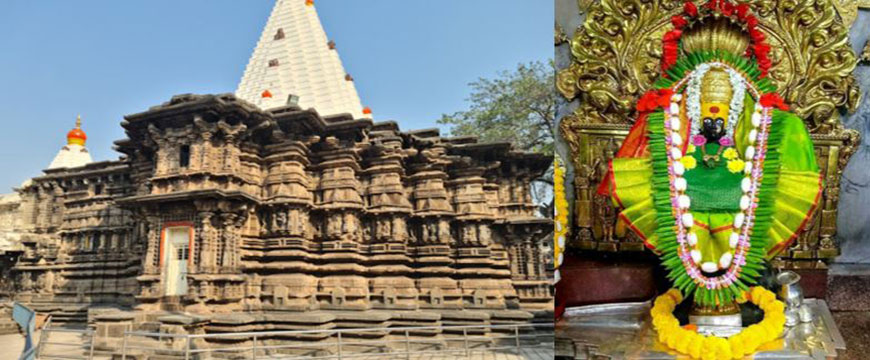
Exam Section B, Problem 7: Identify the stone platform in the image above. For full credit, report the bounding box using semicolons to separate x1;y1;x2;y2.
555;299;845;359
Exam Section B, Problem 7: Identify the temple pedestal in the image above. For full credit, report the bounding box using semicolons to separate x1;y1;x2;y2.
688;302;743;337
555;299;845;359
689;313;742;337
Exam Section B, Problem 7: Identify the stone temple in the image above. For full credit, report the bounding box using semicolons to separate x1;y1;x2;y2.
0;0;552;349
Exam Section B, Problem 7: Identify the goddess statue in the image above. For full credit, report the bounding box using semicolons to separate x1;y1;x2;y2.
597;0;821;352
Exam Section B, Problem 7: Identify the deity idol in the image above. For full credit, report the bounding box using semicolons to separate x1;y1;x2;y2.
597;1;821;356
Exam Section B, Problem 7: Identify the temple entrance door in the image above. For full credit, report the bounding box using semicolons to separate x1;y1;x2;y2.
163;227;190;296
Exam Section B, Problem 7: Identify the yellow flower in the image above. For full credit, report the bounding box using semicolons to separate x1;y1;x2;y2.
729;336;744;358
727;159;745;173
687;144;696;153
723;147;738;160
736;291;749;304
675;331;693;353
689;336;704;359
666;288;683;303
680;156;697;170
652;287;784;359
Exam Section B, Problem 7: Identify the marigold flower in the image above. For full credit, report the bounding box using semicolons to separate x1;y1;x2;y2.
680;156;698;170
727;159;745;173
723;148;738;160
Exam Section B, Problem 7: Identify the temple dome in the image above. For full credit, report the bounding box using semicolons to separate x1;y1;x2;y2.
67;117;87;145
47;115;93;170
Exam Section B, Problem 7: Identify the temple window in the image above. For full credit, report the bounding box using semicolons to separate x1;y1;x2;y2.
179;145;190;168
274;28;285;40
268;59;279;67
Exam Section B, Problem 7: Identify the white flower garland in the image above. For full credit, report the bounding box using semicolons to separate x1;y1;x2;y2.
665;62;772;287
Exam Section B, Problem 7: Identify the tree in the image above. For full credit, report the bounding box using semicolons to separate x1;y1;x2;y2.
438;60;554;156
438;60;555;216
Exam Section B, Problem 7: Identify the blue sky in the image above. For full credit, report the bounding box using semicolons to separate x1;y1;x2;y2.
0;1;552;192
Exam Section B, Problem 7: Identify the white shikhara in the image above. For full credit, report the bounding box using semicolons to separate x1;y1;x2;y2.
236;0;366;119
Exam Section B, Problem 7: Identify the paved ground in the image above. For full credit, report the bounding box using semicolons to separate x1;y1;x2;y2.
833;311;870;360
0;330;94;359
0;330;554;360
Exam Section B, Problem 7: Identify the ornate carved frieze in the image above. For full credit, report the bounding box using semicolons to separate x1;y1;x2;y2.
10;93;551;317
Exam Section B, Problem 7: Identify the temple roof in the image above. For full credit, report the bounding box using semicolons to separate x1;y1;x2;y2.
236;0;366;119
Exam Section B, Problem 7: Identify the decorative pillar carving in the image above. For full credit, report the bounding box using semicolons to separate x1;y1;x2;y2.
198;211;216;273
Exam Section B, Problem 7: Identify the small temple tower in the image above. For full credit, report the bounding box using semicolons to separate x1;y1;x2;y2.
47;116;93;170
236;0;366;119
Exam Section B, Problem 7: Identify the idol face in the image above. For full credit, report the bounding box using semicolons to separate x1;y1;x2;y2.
700;102;728;143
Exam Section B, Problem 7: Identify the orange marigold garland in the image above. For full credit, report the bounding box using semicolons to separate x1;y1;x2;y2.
651;287;786;360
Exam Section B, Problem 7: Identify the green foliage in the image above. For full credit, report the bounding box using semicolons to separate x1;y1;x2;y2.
437;60;554;156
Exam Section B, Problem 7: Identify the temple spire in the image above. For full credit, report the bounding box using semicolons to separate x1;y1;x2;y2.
236;0;367;119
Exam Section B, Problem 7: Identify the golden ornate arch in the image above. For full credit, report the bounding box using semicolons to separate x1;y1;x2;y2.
558;0;863;268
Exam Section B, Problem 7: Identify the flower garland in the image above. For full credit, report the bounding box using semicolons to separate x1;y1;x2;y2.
641;50;788;307
664;0;772;78
554;156;569;285
664;61;769;285
651;287;786;360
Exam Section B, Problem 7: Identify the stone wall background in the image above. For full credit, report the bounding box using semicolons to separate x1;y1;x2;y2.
836;10;870;264
554;0;870;264
0;193;22;252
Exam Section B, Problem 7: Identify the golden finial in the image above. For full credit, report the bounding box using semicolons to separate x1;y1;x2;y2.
76;115;82;129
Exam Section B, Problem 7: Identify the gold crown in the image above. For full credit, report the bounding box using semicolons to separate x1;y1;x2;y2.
700;68;733;105
681;18;750;56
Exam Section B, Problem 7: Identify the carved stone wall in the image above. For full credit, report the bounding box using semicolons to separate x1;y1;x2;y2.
555;0;866;269
8;94;552;328
9;162;138;321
